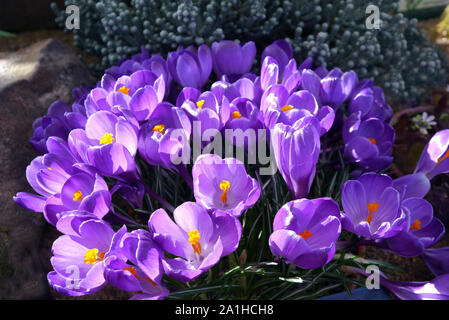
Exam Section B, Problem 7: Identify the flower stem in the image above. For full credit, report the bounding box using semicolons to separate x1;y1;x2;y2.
143;183;175;212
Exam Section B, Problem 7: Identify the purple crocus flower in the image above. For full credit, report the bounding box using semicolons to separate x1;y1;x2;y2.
261;85;334;135
192;154;261;217
47;211;126;296
300;67;357;110
373;198;445;257
176;88;230;138
269;198;341;269
392;173;431;200
211;77;262;106
104;229;169;300
261;39;293;79
31;100;72;154
105;47;172;90
68;110;139;177
149;202;242;282
271;117;321;199
211;40;256;80
414;129;449;179
138;103;191;174
340;173;408;240
421;247;449;276
43;172;111;225
343;112;395;171
224;97;263;148
348;79;393;123
260;56;301;94
85;70;165;121
349;267;449;300
167;45;212;89
14;137;97;221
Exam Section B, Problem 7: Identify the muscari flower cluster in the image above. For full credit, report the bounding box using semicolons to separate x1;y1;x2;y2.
52;0;447;104
14;39;449;300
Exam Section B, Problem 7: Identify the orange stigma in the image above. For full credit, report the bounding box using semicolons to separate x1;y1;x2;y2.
124;266;158;286
152;124;165;134
410;219;422;231
84;248;105;265
100;133;115;145
281;105;294;112
73;190;83;201
298;229;312;239
118;86;130;95
436;149;449;167
366;201;380;224
232;111;242;119
368;138;377;145
188;230;202;255
196;99;205;109
219;180;230;204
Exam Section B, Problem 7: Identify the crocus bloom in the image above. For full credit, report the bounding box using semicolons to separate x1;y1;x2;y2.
224;97;263;145
104;229;169;300
85;70;165;121
176;88;230;138
31;100;72;154
211;40;256;80
421;247;449;276
192;154;261;217
261;85;334;135
271;117;321;199
106;47;172;90
373;198;445;257
138;103;191;173
392;173;431;200
340;173;407;240
414;129;449;179
14;137;95;218
149;202;242;282
68;110;138;177
343;112;395;171
167;45;212;89
211;77;262;106
47;211;126;296
348;79;393;123
350;266;449;300
260;56;301;94
42;172;111;225
261;39;293;79
269;198;341;269
300;67;357;110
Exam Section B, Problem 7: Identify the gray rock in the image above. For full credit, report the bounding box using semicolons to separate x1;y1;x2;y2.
0;39;94;299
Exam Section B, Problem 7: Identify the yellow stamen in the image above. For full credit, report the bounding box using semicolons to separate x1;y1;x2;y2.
118;86;130;95
73;190;83;201
232;111;242;119
123;266;158;286
84;248;105;265
152;124;165;134
436;149;449;167
196;99;205;109
410;219;422;231
368;138;377;145
281;105;294;112
100;133;115;145
298;229;312;239
220;180;230;204
366;201;380;225
188;230;202;255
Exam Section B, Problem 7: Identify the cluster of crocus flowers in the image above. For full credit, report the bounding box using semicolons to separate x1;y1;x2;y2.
13;38;449;300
